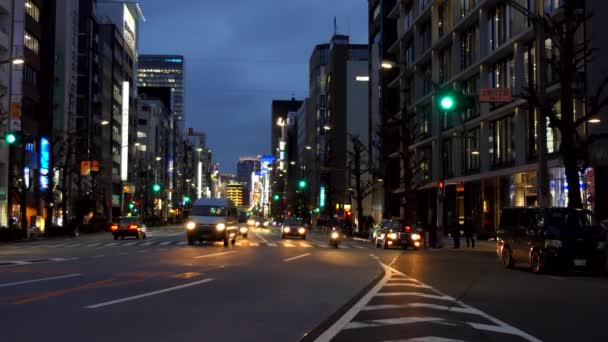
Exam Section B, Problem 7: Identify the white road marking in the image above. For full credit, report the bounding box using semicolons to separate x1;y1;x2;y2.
65;244;83;248
314;262;391;342
267;243;277;247
316;244;330;248
300;243;313;248
194;251;236;259
345;316;445;329
104;243;119;247
159;241;172;246
0;273;82;288
92;255;105;258
167;232;181;237
235;242;243;246
387;337;465;342
47;244;67;248
49;258;68;262
85;278;214;309
249;242;259;246
284;253;311;262
122;242;137;246
177;241;187;245
375;292;456;301
86;243;102;247
362;303;479;315
382;283;431;289
283;243;295;247
140;242;154;246
254;231;268;243
352;245;367;249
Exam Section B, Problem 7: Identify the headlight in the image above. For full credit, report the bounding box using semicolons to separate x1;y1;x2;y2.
263;221;270;227
411;233;421;241
298;227;306;234
240;227;248;233
388;233;398;240
247;219;255;225
331;232;339;239
545;239;562;248
283;227;291;233
216;223;226;231
598;241;607;250
255;222;260;227
186;222;196;230
380;234;385;239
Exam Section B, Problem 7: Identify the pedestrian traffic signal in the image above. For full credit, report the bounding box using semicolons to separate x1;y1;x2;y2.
152;183;161;192
436;90;475;113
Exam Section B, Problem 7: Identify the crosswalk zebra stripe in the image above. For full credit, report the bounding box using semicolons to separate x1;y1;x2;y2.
267;243;277;247
122;242;138;246
177;241;187;245
249;242;259;246
86;243;102;247
300;243;313;248
159;242;172;246
283;243;295;247
140;242;154;246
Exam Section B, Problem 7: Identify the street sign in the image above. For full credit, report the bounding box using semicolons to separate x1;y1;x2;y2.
91;160;100;172
80;160;91;175
456;181;465;192
479;88;512;103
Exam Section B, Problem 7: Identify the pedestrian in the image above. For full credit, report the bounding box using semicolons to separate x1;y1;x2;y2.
452;221;460;248
463;217;475;248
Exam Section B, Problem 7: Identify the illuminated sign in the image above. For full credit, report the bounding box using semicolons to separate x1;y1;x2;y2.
24;167;30;189
40;137;50;191
165;58;183;63
121;81;130;181
320;186;326;208
260;155;275;176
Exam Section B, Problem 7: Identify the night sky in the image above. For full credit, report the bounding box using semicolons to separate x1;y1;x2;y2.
137;0;368;173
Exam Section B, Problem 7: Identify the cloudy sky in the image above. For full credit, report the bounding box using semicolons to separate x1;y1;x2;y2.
137;0;368;173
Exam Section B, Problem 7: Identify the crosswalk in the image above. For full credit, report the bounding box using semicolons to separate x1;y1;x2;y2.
4;240;372;250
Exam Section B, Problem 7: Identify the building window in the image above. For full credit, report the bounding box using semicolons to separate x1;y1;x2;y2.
404;42;414;66
420;0;431;11
137;131;147;138
418;146;432;182
488;56;515;110
421;64;432;97
488;4;513;51
418;104;431;138
25;0;40;22
419;21;432;53
23;65;37;86
24;31;39;55
438;3;447;37
460;24;478;70
544;0;564;13
463;127;480;172
438;47;451;83
462;74;480;120
523;43;536;87
489;116;515;167
460;0;478;18
527;108;538;160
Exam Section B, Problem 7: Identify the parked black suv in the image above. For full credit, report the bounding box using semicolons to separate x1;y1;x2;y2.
497;207;607;274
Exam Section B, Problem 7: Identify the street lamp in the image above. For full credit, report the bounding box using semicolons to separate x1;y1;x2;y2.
100;120;110;126
323;124;332;131
1;57;24;65
305;145;312;150
381;61;394;69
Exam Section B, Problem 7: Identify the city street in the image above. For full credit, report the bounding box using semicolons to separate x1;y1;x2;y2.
1;227;606;341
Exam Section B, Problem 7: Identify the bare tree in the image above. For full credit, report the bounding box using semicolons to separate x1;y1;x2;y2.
347;134;373;230
513;0;608;208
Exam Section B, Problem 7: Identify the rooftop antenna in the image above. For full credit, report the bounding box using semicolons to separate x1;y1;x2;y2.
333;16;337;35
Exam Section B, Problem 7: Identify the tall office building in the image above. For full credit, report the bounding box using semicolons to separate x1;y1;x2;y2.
237;156;261;207
384;0;608;234
0;0;14;227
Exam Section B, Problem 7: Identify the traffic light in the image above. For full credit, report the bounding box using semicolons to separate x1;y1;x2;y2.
152;183;161;192
273;194;280;201
5;132;19;145
184;196;191;203
436;90;474;113
438;180;445;200
298;179;307;189
128;202;135;210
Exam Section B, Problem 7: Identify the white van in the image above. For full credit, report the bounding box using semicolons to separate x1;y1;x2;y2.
185;198;239;246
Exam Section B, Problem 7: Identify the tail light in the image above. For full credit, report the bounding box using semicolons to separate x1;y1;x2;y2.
405;226;411;233
110;225;118;231
129;224;138;230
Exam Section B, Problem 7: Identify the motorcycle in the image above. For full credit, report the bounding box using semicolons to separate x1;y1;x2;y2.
329;227;341;248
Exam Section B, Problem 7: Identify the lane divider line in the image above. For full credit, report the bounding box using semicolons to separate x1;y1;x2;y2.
85;278;214;309
284;253;311;262
0;273;82;288
194;251;236;259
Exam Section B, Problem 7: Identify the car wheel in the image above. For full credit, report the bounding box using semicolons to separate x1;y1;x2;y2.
531;251;543;274
113;234;118;240
223;238;229;247
501;247;514;268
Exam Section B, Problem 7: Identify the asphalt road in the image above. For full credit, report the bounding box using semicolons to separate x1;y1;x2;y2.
1;228;607;341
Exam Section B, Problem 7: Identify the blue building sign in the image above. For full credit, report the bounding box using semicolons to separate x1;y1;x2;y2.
40;137;50;191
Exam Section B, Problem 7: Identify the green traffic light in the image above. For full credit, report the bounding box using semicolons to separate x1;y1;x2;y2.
298;180;306;189
153;184;161;192
5;133;17;144
273;194;280;201
128;203;135;209
439;96;455;111
184;196;191;203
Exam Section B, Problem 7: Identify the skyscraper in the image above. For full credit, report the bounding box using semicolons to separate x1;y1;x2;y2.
237;156;261;206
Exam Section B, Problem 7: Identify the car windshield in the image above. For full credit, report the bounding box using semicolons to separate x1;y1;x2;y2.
191;206;226;217
283;218;302;226
546;210;593;229
118;217;139;224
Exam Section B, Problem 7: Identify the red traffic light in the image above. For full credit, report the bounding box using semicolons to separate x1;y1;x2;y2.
438;180;445;190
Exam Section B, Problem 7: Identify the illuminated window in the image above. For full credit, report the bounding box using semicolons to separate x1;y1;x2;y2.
25;0;40;22
24;31;39;54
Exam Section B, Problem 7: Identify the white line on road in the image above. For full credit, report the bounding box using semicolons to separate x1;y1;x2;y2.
122;242;137;246
249;242;259;246
300;243;313;248
159;241;172;246
0;273;82;288
92;255;105;258
47;244;67;248
177;241;187;245
375;292;455;301
168;232;181;236
104;243;119;247
140;242;154;246
284;253;311;262
254;231;268;243
85;278;214;309
283;243;295;247
382;283;431;288
362;303;479;314
267;243;277;247
65;244;83;248
194;251;236;259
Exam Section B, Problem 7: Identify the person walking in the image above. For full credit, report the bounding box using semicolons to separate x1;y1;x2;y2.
463;216;475;248
452;220;461;248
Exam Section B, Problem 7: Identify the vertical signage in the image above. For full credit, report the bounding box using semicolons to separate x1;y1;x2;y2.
40;137;50;191
320;186;326;208
121;81;130;181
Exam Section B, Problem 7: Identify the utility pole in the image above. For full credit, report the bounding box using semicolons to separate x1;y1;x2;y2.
535;20;551;208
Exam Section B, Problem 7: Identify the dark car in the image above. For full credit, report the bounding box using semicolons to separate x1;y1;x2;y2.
185;198;239;246
281;217;307;239
374;220;423;250
110;217;147;240
497;207;607;274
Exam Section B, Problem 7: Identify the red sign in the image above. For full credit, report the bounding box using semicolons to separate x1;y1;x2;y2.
456;181;465;192
479;88;513;103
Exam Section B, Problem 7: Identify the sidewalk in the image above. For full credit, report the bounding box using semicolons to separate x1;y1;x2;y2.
442;237;496;252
